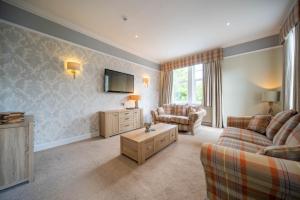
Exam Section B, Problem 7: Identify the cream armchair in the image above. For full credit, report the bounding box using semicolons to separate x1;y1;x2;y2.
151;104;206;135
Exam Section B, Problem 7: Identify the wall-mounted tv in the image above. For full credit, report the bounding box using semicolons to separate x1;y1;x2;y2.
104;69;134;93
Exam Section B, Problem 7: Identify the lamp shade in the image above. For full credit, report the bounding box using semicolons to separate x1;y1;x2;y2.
129;95;141;101
66;62;81;71
262;91;280;102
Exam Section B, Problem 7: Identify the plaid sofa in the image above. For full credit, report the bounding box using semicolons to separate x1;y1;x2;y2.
151;104;206;135
201;111;300;200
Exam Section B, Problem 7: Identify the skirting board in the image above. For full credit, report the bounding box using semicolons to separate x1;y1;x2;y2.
34;132;99;152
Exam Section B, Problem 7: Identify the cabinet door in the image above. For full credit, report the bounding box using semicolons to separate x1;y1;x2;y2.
109;112;119;135
0;127;27;189
133;110;141;129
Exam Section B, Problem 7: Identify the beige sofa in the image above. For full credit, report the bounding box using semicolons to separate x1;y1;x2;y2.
200;110;300;200
151;104;206;135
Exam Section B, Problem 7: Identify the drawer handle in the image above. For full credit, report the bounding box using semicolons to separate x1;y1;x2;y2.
125;118;130;120
160;139;165;143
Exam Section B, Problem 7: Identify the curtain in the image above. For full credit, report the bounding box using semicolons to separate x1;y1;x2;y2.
203;60;223;128
294;24;300;111
280;1;299;43
160;70;173;105
282;28;295;110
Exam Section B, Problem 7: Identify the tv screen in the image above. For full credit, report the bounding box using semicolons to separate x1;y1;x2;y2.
104;69;134;93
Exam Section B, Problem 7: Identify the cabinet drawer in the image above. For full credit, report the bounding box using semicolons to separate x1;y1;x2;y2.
121;138;138;161
119;111;133;119
119;122;134;133
119;116;133;123
170;129;177;142
154;132;170;152
143;139;154;159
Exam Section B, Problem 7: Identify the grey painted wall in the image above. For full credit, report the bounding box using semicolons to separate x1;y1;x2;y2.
0;1;159;69
0;21;160;148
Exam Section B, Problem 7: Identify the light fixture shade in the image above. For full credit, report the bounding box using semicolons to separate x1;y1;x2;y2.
143;77;150;87
262;91;280;102
67;62;81;71
129;95;141;101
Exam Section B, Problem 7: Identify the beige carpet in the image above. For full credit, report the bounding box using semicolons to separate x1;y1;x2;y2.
0;126;221;200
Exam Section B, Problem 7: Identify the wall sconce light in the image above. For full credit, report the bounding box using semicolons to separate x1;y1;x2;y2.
65;61;81;79
143;76;150;87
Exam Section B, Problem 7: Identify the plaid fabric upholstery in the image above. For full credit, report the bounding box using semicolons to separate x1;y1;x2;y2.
286;124;300;146
266;110;297;140
177;124;189;131
246;115;272;134
157;115;172;123
273;114;300;145
150;110;159;122
170;116;189;125
227;116;252;129
217;137;264;153
161;48;223;71
258;145;300;161
162;104;174;115
200;143;300;200
221;127;272;146
173;105;188;116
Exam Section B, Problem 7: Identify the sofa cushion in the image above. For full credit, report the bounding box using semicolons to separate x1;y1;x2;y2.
221;127;272;146
157;115;172;123
285;124;300;146
162;104;174;115
247;115;272;134
157;107;165;115
173;105;188;116
257;145;300;161
266;110;297;140
170;116;189;125
218;137;264;153
273;114;300;145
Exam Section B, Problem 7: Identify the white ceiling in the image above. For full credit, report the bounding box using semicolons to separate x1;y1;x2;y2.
5;0;295;63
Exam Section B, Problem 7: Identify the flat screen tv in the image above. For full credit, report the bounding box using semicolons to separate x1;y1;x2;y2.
104;69;134;93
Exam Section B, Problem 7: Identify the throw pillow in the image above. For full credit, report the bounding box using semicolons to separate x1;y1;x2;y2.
188;106;197;115
257;145;300;161
266;110;297;140
157;107;165;115
285;123;300;146
247;115;272;134
273;114;300;145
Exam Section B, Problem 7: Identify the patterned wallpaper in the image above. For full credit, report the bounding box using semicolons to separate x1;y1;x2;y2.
0;22;160;146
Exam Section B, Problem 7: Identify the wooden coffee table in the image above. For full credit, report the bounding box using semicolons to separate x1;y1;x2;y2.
120;123;178;164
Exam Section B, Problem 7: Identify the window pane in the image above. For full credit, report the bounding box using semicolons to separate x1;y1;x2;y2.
173;67;189;103
195;80;203;102
194;64;203;80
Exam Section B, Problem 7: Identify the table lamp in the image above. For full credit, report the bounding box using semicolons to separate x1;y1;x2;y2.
129;95;141;108
262;91;280;115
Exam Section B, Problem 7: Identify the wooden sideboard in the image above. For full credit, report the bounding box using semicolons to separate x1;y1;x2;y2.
0;116;34;190
99;108;143;138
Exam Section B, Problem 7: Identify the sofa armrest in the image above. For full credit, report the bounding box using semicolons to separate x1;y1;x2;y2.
151;109;159;123
227;116;252;129
200;143;300;200
189;109;207;124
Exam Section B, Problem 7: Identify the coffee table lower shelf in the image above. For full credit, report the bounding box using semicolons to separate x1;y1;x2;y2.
120;123;178;165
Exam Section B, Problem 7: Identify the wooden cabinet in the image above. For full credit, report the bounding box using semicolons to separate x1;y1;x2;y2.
99;109;143;138
0;116;34;190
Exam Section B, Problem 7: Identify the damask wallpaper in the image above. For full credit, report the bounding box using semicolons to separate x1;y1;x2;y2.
0;22;160;147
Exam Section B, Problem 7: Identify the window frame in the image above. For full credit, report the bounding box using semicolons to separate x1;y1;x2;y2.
172;64;203;105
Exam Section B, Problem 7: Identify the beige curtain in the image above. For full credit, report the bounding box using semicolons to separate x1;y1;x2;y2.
203;60;223;128
294;24;300;111
160;70;173;105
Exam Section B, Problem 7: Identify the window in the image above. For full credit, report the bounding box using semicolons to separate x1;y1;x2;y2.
172;64;203;104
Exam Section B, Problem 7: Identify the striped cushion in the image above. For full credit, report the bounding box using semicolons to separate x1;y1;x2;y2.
258;145;300;161
157;115;172;123
247;115;272;134
173;105;188;116
162;104;174;115
218;137;264;153
157;107;165;115
221;127;272;146
285;123;300;146
273;114;300;145
227;116;252;129
170;116;189;125
266;110;297;140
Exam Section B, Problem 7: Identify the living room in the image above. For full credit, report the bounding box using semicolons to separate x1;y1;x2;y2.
0;0;299;199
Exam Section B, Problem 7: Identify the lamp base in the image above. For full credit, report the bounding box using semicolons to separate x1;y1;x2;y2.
268;102;274;116
135;101;139;108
